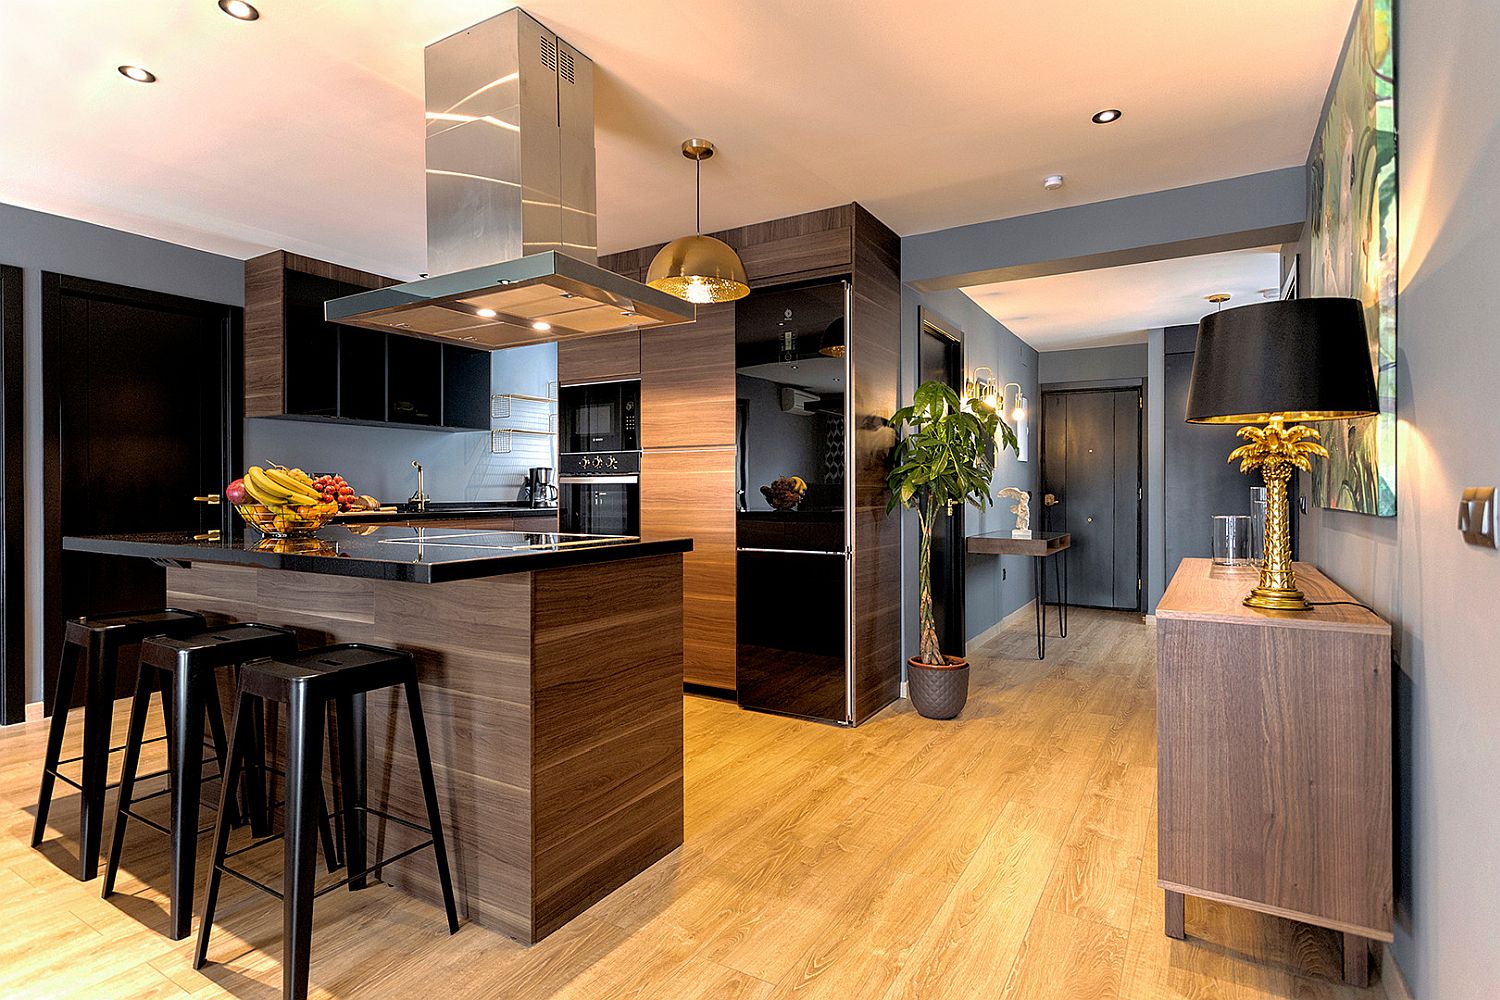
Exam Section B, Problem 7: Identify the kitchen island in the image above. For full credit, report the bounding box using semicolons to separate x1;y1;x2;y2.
64;525;690;944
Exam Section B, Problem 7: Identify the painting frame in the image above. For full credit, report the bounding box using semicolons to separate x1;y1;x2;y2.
1307;0;1398;517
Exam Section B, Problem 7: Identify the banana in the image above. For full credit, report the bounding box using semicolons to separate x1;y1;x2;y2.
261;466;322;503
246;467;306;506
241;469;284;507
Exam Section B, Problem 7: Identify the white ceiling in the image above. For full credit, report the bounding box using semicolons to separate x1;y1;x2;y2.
963;247;1284;351
0;1;1353;279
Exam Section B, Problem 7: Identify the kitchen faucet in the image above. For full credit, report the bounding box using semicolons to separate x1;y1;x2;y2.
408;460;428;511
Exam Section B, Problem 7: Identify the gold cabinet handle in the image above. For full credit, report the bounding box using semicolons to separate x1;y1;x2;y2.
192;529;222;541
193;494;222;505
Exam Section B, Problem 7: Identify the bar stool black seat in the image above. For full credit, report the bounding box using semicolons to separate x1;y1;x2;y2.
32;608;207;881
102;623;300;940
196;643;459;1000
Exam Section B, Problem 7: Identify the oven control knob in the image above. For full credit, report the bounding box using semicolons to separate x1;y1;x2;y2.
607;455;618;469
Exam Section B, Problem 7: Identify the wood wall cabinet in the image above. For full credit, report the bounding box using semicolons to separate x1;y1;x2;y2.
639;303;735;449
557;330;641;384
1156;558;1392;987
640;449;736;689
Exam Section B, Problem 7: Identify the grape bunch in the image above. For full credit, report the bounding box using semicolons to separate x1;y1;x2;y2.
311;473;359;511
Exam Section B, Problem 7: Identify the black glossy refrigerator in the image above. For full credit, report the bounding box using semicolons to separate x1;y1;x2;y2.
735;279;854;723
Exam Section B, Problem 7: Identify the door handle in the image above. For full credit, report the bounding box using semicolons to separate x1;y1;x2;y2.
192;529;222;542
1043;493;1060;507
193;494;222;505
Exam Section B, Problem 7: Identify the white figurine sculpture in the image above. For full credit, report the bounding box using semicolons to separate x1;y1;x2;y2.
998;487;1032;538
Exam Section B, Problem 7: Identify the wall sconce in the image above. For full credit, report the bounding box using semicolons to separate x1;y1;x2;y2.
965;367;1029;462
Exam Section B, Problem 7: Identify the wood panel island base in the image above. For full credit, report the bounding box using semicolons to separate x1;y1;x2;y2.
1155;558;1392;987
64;527;690;946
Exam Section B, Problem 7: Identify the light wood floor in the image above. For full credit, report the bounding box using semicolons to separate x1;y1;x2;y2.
0;607;1379;999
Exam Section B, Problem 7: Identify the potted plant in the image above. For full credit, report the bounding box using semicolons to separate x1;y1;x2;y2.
888;380;1018;719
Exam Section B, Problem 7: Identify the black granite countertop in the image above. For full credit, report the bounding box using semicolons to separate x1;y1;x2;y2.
64;525;690;584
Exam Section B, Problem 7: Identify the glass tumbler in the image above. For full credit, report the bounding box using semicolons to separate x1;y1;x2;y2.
1248;487;1268;564
1213;515;1253;567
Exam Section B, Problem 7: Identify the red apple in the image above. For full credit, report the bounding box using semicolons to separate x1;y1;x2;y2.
225;478;249;505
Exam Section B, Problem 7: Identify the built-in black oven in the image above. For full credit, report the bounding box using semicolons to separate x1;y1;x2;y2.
558;451;640;536
559;379;639;454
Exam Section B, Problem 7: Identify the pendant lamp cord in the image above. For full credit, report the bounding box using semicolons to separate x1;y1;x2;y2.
695;157;702;235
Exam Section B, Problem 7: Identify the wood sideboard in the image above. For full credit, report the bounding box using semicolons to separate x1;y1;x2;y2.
1155;558;1392;987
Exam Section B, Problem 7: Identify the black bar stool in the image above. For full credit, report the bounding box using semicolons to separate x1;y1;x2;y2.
32;608;206;881
196;643;459;1000
102;623;298;940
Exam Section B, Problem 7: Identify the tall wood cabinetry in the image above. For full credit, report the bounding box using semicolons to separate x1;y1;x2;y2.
578;205;902;717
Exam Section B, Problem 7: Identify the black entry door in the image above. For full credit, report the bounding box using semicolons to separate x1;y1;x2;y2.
1041;387;1140;611
918;318;965;653
44;274;239;708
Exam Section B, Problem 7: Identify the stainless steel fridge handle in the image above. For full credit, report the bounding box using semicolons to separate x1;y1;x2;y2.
736;547;848;556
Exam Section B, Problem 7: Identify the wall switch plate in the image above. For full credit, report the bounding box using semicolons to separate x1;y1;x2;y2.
1299;494;1308;515
1459;487;1496;547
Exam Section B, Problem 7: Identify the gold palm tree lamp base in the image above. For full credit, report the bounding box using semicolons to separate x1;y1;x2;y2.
1227;416;1326;611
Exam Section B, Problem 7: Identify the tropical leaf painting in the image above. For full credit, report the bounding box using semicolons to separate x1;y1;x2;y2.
1307;0;1397;516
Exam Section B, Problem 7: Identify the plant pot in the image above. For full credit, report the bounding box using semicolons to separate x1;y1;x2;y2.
907;655;970;719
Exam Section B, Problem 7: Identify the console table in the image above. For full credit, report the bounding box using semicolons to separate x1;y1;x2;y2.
1155;558;1392;986
965;531;1070;658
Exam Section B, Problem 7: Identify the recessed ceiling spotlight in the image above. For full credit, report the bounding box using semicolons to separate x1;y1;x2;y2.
475;307;498;319
218;0;260;20
531;321;552;331
118;65;157;84
1042;174;1064;191
1091;108;1122;124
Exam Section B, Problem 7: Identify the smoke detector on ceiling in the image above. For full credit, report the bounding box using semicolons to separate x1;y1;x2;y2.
1042;174;1065;191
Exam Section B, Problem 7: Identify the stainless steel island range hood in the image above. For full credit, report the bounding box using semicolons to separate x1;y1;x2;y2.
325;9;693;348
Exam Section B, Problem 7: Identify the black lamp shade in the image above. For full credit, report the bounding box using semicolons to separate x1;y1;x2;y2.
1185;297;1380;424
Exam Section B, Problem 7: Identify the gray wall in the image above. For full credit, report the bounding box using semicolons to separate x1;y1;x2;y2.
0;203;245;703
1296;1;1500;994
1038;344;1147;384
897;285;1040;659
903;168;1307;291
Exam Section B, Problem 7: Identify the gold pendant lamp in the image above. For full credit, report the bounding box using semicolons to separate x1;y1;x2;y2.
646;139;750;304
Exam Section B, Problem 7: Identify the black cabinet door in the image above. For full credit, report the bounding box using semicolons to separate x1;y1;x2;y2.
47;274;237;706
442;344;491;430
736;550;847;723
387;337;442;426
1041;388;1140;611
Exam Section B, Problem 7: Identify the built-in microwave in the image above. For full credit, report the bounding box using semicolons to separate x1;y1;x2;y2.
559;379;639;454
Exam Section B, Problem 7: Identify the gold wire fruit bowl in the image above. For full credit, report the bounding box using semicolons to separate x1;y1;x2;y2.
234;502;338;539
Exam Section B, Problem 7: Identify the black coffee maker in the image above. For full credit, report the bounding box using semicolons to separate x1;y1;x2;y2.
526;467;558;508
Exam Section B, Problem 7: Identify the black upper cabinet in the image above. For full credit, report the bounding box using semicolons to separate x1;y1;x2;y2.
442;345;492;430
283;271;348;417
276;268;490;431
387;336;443;426
338;329;387;422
